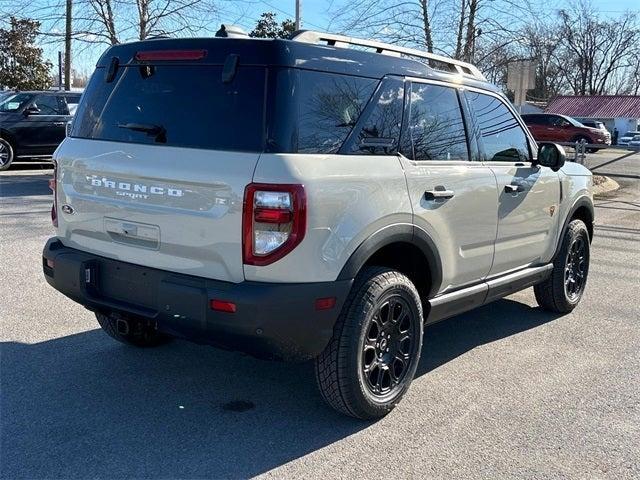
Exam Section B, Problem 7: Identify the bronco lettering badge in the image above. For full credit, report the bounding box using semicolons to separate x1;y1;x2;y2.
86;175;184;199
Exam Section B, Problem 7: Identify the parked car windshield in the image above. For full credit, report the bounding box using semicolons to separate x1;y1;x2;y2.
0;93;33;112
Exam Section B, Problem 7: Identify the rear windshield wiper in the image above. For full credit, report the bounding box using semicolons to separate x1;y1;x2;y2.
118;122;166;143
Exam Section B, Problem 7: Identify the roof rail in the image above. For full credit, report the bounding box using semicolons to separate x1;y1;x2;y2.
290;30;486;82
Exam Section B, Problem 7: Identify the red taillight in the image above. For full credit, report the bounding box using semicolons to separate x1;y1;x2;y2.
254;208;293;224
50;164;58;227
242;184;306;266
210;299;237;313
135;49;207;61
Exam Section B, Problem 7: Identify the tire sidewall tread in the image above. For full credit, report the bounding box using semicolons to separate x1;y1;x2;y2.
535;219;590;313
0;138;14;171
315;267;423;419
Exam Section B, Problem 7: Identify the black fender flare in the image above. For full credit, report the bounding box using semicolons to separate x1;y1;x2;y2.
336;223;443;297
552;195;594;260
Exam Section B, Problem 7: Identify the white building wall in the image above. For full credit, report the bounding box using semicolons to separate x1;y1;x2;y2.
614;117;639;134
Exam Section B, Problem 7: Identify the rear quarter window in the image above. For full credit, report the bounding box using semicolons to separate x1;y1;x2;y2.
296;71;378;154
72;65;266;152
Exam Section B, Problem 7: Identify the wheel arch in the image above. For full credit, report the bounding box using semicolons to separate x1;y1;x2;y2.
571;133;593;144
337;224;443;300
553;196;594;260
0;128;17;146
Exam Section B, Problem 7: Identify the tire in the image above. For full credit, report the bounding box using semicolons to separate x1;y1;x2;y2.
586;148;600;153
0;138;14;171
315;267;424;419
95;312;171;347
534;219;590;313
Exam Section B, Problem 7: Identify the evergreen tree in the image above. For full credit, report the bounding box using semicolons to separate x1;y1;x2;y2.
250;12;296;39
0;17;52;90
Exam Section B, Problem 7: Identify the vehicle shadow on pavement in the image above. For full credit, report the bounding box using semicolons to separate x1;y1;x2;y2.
417;299;562;376
1;298;560;478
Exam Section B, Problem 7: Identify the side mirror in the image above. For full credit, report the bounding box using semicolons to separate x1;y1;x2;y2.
23;106;40;116
537;143;566;171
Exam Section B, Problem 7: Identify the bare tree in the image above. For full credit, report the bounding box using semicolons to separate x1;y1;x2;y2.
5;0;240;46
88;0;118;44
521;21;563;100
330;0;532;62
330;0;444;53
556;3;639;95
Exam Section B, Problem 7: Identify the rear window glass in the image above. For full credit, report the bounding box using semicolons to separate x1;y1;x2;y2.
296;71;378;154
72;65;265;151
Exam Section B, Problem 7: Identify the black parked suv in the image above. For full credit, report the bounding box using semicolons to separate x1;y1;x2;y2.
0;91;81;170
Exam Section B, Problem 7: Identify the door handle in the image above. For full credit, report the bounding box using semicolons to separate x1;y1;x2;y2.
53;122;65;126
504;184;525;194
424;187;455;200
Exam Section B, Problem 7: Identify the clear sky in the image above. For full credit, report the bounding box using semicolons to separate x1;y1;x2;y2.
3;0;638;75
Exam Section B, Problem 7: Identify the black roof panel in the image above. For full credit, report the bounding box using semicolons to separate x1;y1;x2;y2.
96;37;499;92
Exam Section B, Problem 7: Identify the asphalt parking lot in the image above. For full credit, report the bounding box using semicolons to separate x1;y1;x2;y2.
1;160;639;479
579;147;639;184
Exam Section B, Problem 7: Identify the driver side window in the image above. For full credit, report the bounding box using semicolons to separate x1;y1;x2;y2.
33;95;64;115
466;91;530;163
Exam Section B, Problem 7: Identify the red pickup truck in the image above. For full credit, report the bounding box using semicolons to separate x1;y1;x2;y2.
521;113;611;152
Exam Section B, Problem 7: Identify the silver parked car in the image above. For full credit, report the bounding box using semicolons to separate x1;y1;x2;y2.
619;130;640;145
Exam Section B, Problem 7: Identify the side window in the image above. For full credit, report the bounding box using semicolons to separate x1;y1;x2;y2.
33;95;63;115
525;115;543;125
349;79;404;155
466;91;530;162
552;116;570;127
65;95;81;115
297;71;378;154
402;82;469;161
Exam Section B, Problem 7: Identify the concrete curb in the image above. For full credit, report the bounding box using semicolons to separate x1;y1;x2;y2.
593;175;620;197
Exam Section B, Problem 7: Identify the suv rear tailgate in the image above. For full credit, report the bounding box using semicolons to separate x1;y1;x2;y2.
55;138;257;283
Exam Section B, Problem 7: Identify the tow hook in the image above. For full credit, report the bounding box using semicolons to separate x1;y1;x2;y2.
116;317;130;335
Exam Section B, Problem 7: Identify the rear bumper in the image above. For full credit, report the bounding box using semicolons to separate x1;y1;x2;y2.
42;238;352;361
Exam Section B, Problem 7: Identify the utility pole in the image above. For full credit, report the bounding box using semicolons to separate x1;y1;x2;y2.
295;0;301;30
64;0;72;90
57;51;63;90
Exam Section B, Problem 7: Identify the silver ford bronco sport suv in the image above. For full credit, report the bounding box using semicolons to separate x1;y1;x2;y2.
43;29;594;419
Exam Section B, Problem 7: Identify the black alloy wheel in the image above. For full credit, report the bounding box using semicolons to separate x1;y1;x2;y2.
564;234;587;302
360;296;415;398
534;219;590;313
